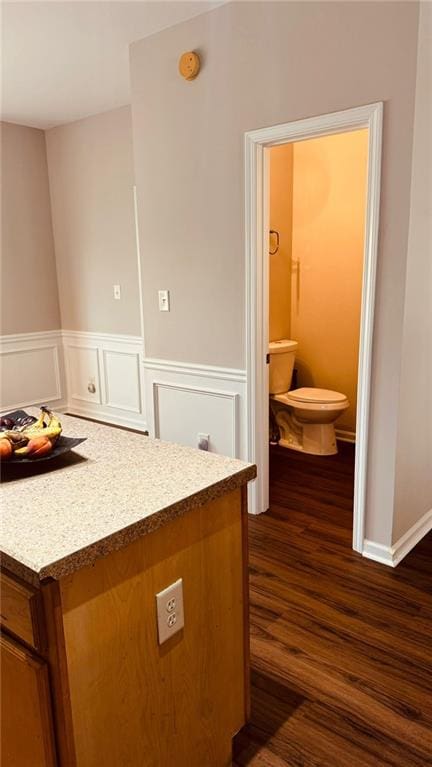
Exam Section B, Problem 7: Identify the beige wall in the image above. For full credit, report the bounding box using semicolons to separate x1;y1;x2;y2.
1;121;60;334
46;106;141;335
393;3;432;544
269;144;293;342
289;130;368;433
130;1;419;545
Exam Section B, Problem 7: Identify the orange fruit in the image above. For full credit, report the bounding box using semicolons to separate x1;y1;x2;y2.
0;439;13;460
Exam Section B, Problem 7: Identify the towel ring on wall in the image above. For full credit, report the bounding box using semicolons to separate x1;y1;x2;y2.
269;230;280;255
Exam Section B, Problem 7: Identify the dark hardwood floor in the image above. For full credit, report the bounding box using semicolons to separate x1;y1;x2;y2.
233;442;432;766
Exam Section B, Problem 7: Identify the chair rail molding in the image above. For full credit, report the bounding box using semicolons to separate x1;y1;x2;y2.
143;357;246;383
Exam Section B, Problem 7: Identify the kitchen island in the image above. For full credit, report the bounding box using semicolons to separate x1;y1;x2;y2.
1;413;256;767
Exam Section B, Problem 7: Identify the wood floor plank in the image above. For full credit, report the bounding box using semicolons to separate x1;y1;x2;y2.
250;630;432;761
235;673;428;767
250;573;432;667
233;442;432;766
264;614;432;726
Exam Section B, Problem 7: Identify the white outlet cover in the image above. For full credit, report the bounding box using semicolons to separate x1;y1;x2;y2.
156;578;184;645
198;433;210;451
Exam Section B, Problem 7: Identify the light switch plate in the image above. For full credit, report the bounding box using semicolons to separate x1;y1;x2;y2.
158;289;170;312
156;578;184;644
113;284;121;300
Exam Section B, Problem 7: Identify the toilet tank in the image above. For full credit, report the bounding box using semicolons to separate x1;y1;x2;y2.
269;339;298;394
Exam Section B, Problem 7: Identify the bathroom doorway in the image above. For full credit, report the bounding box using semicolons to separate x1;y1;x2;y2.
244;103;383;554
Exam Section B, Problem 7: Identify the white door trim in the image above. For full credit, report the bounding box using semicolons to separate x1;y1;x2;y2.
245;102;383;553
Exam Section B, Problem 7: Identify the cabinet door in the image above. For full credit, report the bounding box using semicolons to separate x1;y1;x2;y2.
1;633;56;767
0;570;46;651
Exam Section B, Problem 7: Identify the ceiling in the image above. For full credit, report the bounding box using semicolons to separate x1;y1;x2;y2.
1;1;223;129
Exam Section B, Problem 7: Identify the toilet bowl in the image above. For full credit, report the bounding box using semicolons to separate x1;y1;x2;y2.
269;340;349;456
272;387;349;455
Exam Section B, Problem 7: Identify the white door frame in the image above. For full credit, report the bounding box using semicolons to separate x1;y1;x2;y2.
245;102;383;553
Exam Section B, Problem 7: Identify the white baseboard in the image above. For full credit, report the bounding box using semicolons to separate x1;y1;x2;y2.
363;507;432;567
336;428;356;443
391;508;432;566
65;403;147;432
362;539;394;567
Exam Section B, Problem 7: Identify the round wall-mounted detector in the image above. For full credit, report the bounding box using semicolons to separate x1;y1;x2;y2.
179;51;201;81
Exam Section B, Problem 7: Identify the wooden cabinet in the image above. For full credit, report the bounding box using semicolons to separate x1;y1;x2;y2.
0;488;249;767
0;570;46;651
1;634;56;767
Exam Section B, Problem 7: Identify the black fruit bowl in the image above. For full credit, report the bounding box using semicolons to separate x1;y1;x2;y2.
1;410;86;464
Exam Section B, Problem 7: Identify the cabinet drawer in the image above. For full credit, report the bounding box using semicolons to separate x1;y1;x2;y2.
0;571;45;651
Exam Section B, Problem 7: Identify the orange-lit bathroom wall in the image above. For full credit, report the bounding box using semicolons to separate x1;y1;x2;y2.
291;130;368;433
269;129;368;434
269;144;293;341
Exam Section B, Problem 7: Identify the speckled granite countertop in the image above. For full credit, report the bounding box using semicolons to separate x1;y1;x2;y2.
0;411;256;586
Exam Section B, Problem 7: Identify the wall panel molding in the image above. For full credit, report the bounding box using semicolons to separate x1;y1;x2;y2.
103;349;142;414
143;357;247;461
1;334;248;458
65;344;102;404
62;330;146;431
0;330;67;412
1;330;147;431
153;381;239;458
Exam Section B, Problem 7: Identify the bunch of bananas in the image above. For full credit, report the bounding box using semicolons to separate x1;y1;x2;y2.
0;407;62;460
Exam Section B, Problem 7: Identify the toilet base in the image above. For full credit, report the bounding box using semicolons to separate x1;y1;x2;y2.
278;422;338;456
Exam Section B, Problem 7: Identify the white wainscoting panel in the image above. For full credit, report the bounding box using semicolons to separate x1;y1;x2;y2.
143;358;247;460
154;382;239;458
66;345;101;404
63;331;147;431
0;331;67;412
103;350;141;413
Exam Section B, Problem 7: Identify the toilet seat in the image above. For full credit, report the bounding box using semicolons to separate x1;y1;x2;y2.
273;387;349;411
287;387;348;404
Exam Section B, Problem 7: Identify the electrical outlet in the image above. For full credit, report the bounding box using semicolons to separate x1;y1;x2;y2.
198;433;209;451
156;579;184;644
166;597;176;613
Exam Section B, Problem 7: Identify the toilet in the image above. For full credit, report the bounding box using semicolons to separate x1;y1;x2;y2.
269;339;349;456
